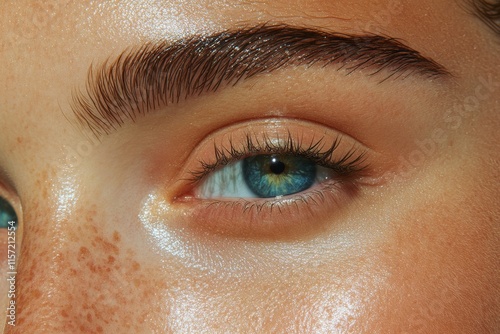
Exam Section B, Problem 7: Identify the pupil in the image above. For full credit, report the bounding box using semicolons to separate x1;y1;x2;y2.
269;157;286;175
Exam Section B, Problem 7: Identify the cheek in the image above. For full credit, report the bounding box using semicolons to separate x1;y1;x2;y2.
372;201;499;333
10;202;172;333
250;195;499;333
8;177;499;333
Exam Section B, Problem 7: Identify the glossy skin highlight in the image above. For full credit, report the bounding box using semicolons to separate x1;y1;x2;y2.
0;0;499;333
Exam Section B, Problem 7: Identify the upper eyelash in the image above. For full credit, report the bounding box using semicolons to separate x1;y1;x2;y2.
188;132;368;182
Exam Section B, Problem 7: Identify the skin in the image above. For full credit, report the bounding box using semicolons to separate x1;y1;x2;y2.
0;0;499;333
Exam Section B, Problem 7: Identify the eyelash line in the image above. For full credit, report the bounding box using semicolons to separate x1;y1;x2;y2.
201;181;344;213
187;131;369;183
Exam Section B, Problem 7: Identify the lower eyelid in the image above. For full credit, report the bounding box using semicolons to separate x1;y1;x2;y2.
172;178;359;239
178;118;374;184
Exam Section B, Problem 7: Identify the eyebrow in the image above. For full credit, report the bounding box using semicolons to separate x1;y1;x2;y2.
468;0;500;35
71;24;451;137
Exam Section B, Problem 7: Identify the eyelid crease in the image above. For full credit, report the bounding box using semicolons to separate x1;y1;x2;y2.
71;24;451;138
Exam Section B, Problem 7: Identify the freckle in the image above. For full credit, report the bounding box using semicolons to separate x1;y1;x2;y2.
86;313;92;323
97;326;103;332
32;288;42;300
95;236;119;255
132;261;140;271
85;215;98;229
78;247;90;261
107;255;115;264
16;137;23;143
113;231;121;242
89;263;97;273
61;309;69;318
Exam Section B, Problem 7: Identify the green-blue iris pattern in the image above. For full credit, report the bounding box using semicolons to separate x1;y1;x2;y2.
243;154;316;198
0;196;17;229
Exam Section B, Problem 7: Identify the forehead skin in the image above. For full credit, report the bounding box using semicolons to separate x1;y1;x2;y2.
0;0;499;333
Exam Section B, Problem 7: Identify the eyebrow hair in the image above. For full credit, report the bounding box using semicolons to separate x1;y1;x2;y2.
469;0;500;35
71;24;451;137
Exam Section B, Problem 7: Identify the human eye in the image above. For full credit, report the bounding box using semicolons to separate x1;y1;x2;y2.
171;118;381;238
194;132;364;200
0;196;17;229
197;153;341;199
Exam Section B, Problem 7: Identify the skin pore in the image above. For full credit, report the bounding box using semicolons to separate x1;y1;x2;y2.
0;0;499;333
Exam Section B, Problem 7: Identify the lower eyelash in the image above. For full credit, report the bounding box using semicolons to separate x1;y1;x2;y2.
175;178;360;238
204;180;342;212
188;131;369;183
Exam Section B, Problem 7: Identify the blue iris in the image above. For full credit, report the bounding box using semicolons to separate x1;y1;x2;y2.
242;154;316;198
0;197;17;229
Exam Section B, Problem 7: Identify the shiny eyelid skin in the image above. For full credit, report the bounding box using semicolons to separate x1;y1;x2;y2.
188;129;367;185
183;119;370;185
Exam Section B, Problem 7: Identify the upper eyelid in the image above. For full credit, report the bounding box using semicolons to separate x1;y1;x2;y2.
187;126;370;184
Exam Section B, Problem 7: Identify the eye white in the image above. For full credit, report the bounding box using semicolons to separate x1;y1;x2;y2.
196;158;335;199
196;161;256;199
